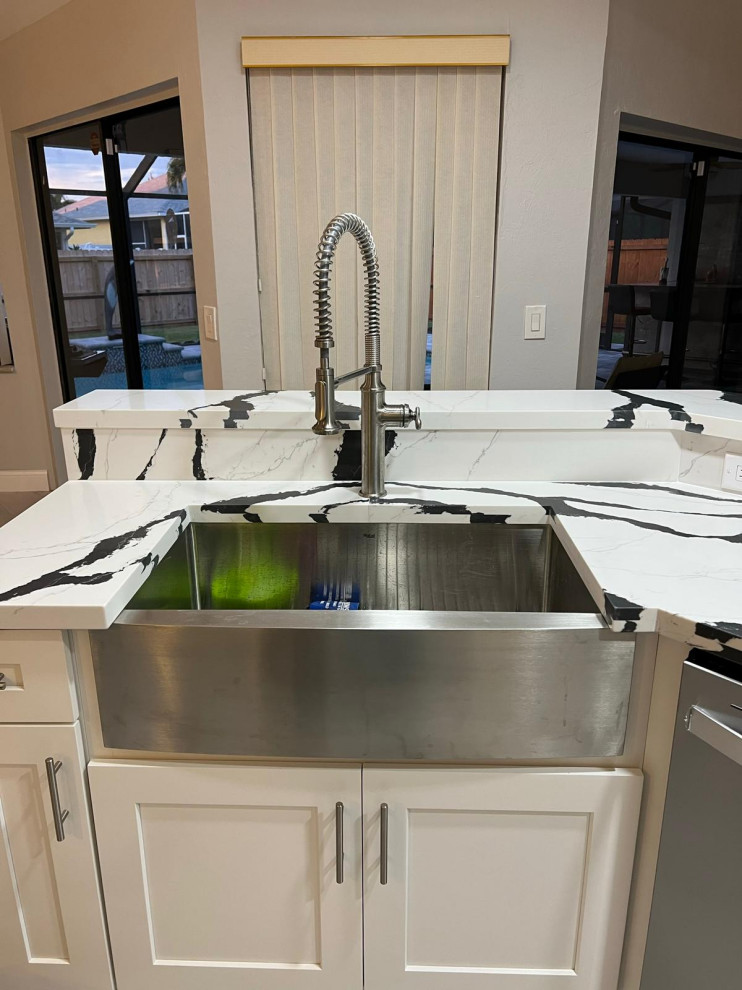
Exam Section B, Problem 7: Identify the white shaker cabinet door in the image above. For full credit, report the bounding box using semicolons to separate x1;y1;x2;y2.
0;723;113;990
363;768;642;990
88;761;363;990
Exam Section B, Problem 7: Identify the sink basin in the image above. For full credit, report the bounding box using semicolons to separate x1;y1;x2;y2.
129;522;598;613
90;522;635;763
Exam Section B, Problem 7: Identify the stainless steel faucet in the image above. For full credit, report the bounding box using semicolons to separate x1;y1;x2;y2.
312;213;421;497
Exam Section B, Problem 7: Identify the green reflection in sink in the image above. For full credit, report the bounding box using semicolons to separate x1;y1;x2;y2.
130;543;192;610
132;525;301;609
128;521;599;614
209;558;300;608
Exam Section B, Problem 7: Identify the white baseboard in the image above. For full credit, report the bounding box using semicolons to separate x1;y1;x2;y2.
0;469;50;492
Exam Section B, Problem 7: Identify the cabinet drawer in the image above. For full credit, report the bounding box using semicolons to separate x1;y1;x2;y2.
0;631;77;722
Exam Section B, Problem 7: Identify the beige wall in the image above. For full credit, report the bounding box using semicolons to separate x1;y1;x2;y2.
0;102;56;481
192;0;263;389
194;0;612;390
577;0;742;387
0;0;73;42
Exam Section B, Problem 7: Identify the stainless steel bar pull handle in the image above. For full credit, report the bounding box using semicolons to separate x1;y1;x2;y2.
45;758;69;842
335;802;344;884
686;706;742;767
380;803;389;885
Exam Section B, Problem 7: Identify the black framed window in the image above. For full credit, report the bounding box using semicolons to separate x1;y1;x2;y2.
31;97;203;399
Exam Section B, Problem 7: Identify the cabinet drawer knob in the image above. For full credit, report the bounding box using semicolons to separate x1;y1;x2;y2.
335;802;344;884
380;803;389;885
45;758;70;842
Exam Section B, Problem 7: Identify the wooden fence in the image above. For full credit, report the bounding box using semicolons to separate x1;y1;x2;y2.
605;238;669;285
58;249;196;336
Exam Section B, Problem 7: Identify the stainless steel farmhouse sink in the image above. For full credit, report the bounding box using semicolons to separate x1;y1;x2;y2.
89;523;636;762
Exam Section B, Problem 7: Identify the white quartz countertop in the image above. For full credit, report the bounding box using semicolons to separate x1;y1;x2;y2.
1;388;739;649
53;387;742;436
0;476;741;653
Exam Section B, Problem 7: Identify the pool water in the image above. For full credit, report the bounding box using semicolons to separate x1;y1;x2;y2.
74;359;204;396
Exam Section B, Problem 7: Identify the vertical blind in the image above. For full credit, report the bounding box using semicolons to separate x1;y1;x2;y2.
248;66;502;390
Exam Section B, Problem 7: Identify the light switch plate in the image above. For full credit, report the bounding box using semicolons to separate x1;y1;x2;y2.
204;305;218;341
524;304;546;340
721;453;742;493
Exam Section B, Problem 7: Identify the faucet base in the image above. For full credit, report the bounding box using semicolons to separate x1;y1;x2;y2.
358;371;421;499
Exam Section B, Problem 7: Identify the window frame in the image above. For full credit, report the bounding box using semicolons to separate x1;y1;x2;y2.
29;95;185;399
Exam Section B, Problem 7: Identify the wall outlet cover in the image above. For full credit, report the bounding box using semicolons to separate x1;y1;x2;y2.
721;453;742;493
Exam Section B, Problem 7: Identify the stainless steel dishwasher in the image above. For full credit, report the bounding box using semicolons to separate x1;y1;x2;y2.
640;652;742;989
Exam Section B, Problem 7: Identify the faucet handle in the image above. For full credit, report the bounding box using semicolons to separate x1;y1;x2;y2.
380;403;422;430
401;404;422;430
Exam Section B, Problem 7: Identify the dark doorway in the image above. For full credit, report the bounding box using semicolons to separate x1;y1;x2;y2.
677;157;742;388
31;97;202;400
596;132;742;392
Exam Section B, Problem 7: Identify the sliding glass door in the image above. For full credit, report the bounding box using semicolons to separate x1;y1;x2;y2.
597;132;742;391
675;156;742;388
32;97;202;400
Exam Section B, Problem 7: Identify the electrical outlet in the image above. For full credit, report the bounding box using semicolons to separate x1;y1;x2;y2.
524;304;546;340
204;305;218;341
721;453;742;493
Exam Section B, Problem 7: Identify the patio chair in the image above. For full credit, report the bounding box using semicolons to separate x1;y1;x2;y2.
600;351;665;390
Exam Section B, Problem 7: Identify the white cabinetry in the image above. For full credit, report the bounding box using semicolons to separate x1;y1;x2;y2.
0;723;112;990
89;762;641;990
0;631;76;723
89;761;364;990
363;768;642;990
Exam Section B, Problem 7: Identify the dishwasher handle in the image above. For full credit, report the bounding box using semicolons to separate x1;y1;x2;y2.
685;705;742;768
